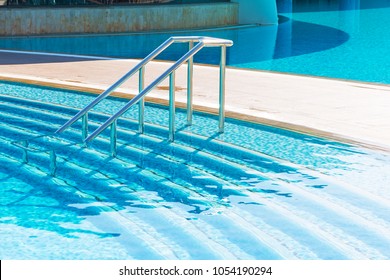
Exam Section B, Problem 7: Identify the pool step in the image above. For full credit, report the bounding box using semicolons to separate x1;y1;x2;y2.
3;110;390;248
0;149;285;260
2;94;390;203
0;138;341;259
2;94;390;259
0;152;238;260
1;137;304;259
3;123;390;262
0;99;305;210
0;98;270;187
4;131;390;259
3;143;243;218
3;95;390;219
0;113;241;200
0;135;216;211
2;96;388;207
0;115;245;208
0;95;297;178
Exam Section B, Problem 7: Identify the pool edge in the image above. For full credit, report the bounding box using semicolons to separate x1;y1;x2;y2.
2;73;390;153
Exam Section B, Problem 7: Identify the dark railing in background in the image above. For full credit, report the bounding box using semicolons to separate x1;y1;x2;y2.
3;0;229;7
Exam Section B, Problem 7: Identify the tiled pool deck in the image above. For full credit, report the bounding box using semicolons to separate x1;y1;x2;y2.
1;50;390;151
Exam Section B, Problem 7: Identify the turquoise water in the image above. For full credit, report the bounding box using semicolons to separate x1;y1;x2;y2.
2;1;390;84
2;1;390;260
1;81;390;259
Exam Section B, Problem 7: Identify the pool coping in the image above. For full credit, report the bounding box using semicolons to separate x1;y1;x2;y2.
1;50;390;153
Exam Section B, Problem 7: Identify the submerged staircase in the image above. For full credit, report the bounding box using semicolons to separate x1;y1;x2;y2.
10;36;233;175
2;88;390;259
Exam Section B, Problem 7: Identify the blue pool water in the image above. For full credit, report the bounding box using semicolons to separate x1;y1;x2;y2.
1;81;390;259
2;0;390;84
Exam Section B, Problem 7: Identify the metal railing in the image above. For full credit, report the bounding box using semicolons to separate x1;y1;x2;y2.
4;0;175;7
56;36;233;156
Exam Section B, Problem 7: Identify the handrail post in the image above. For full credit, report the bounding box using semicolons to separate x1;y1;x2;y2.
219;45;227;133
82;113;88;142
138;66;145;134
110;120;117;157
187;41;194;126
169;71;176;142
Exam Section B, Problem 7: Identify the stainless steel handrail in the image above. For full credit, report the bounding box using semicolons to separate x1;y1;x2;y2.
86;41;205;143
56;36;174;134
56;36;231;134
55;36;233;155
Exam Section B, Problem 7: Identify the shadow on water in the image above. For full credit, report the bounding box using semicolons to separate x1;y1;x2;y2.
0;17;349;66
271;18;349;61
0;138;243;239
0;162;120;239
0;149;178;239
0;51;99;65
289;0;390;12
0;131;293;239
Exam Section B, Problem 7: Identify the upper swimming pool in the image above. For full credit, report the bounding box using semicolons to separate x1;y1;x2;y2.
1;1;390;84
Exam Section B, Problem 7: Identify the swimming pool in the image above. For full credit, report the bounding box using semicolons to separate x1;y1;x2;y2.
1;80;390;259
1;0;390;84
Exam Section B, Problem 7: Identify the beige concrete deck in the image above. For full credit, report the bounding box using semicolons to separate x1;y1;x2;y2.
1;51;390;151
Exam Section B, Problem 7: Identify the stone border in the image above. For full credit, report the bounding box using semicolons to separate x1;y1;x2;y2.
0;3;238;36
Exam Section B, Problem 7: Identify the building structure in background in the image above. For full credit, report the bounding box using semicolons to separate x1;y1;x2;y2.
0;0;282;35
